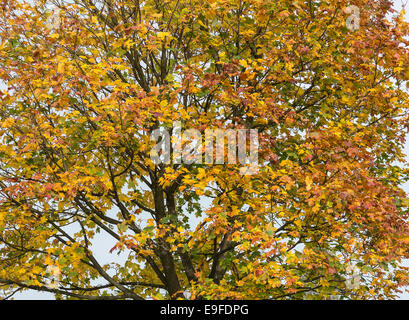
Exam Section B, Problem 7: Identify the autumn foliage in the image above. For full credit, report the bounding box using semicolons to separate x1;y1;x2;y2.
1;0;409;299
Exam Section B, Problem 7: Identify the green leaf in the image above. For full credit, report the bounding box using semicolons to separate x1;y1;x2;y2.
118;222;128;233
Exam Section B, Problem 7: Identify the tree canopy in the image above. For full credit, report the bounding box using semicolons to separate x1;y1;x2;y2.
1;0;409;299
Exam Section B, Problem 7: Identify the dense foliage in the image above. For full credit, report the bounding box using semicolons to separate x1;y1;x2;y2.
1;0;409;299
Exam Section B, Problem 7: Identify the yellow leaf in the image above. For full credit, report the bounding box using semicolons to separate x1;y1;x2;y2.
240;59;248;68
57;62;64;73
157;32;170;40
305;176;313;191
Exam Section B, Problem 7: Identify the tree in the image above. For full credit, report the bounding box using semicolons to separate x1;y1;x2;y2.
0;0;409;300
